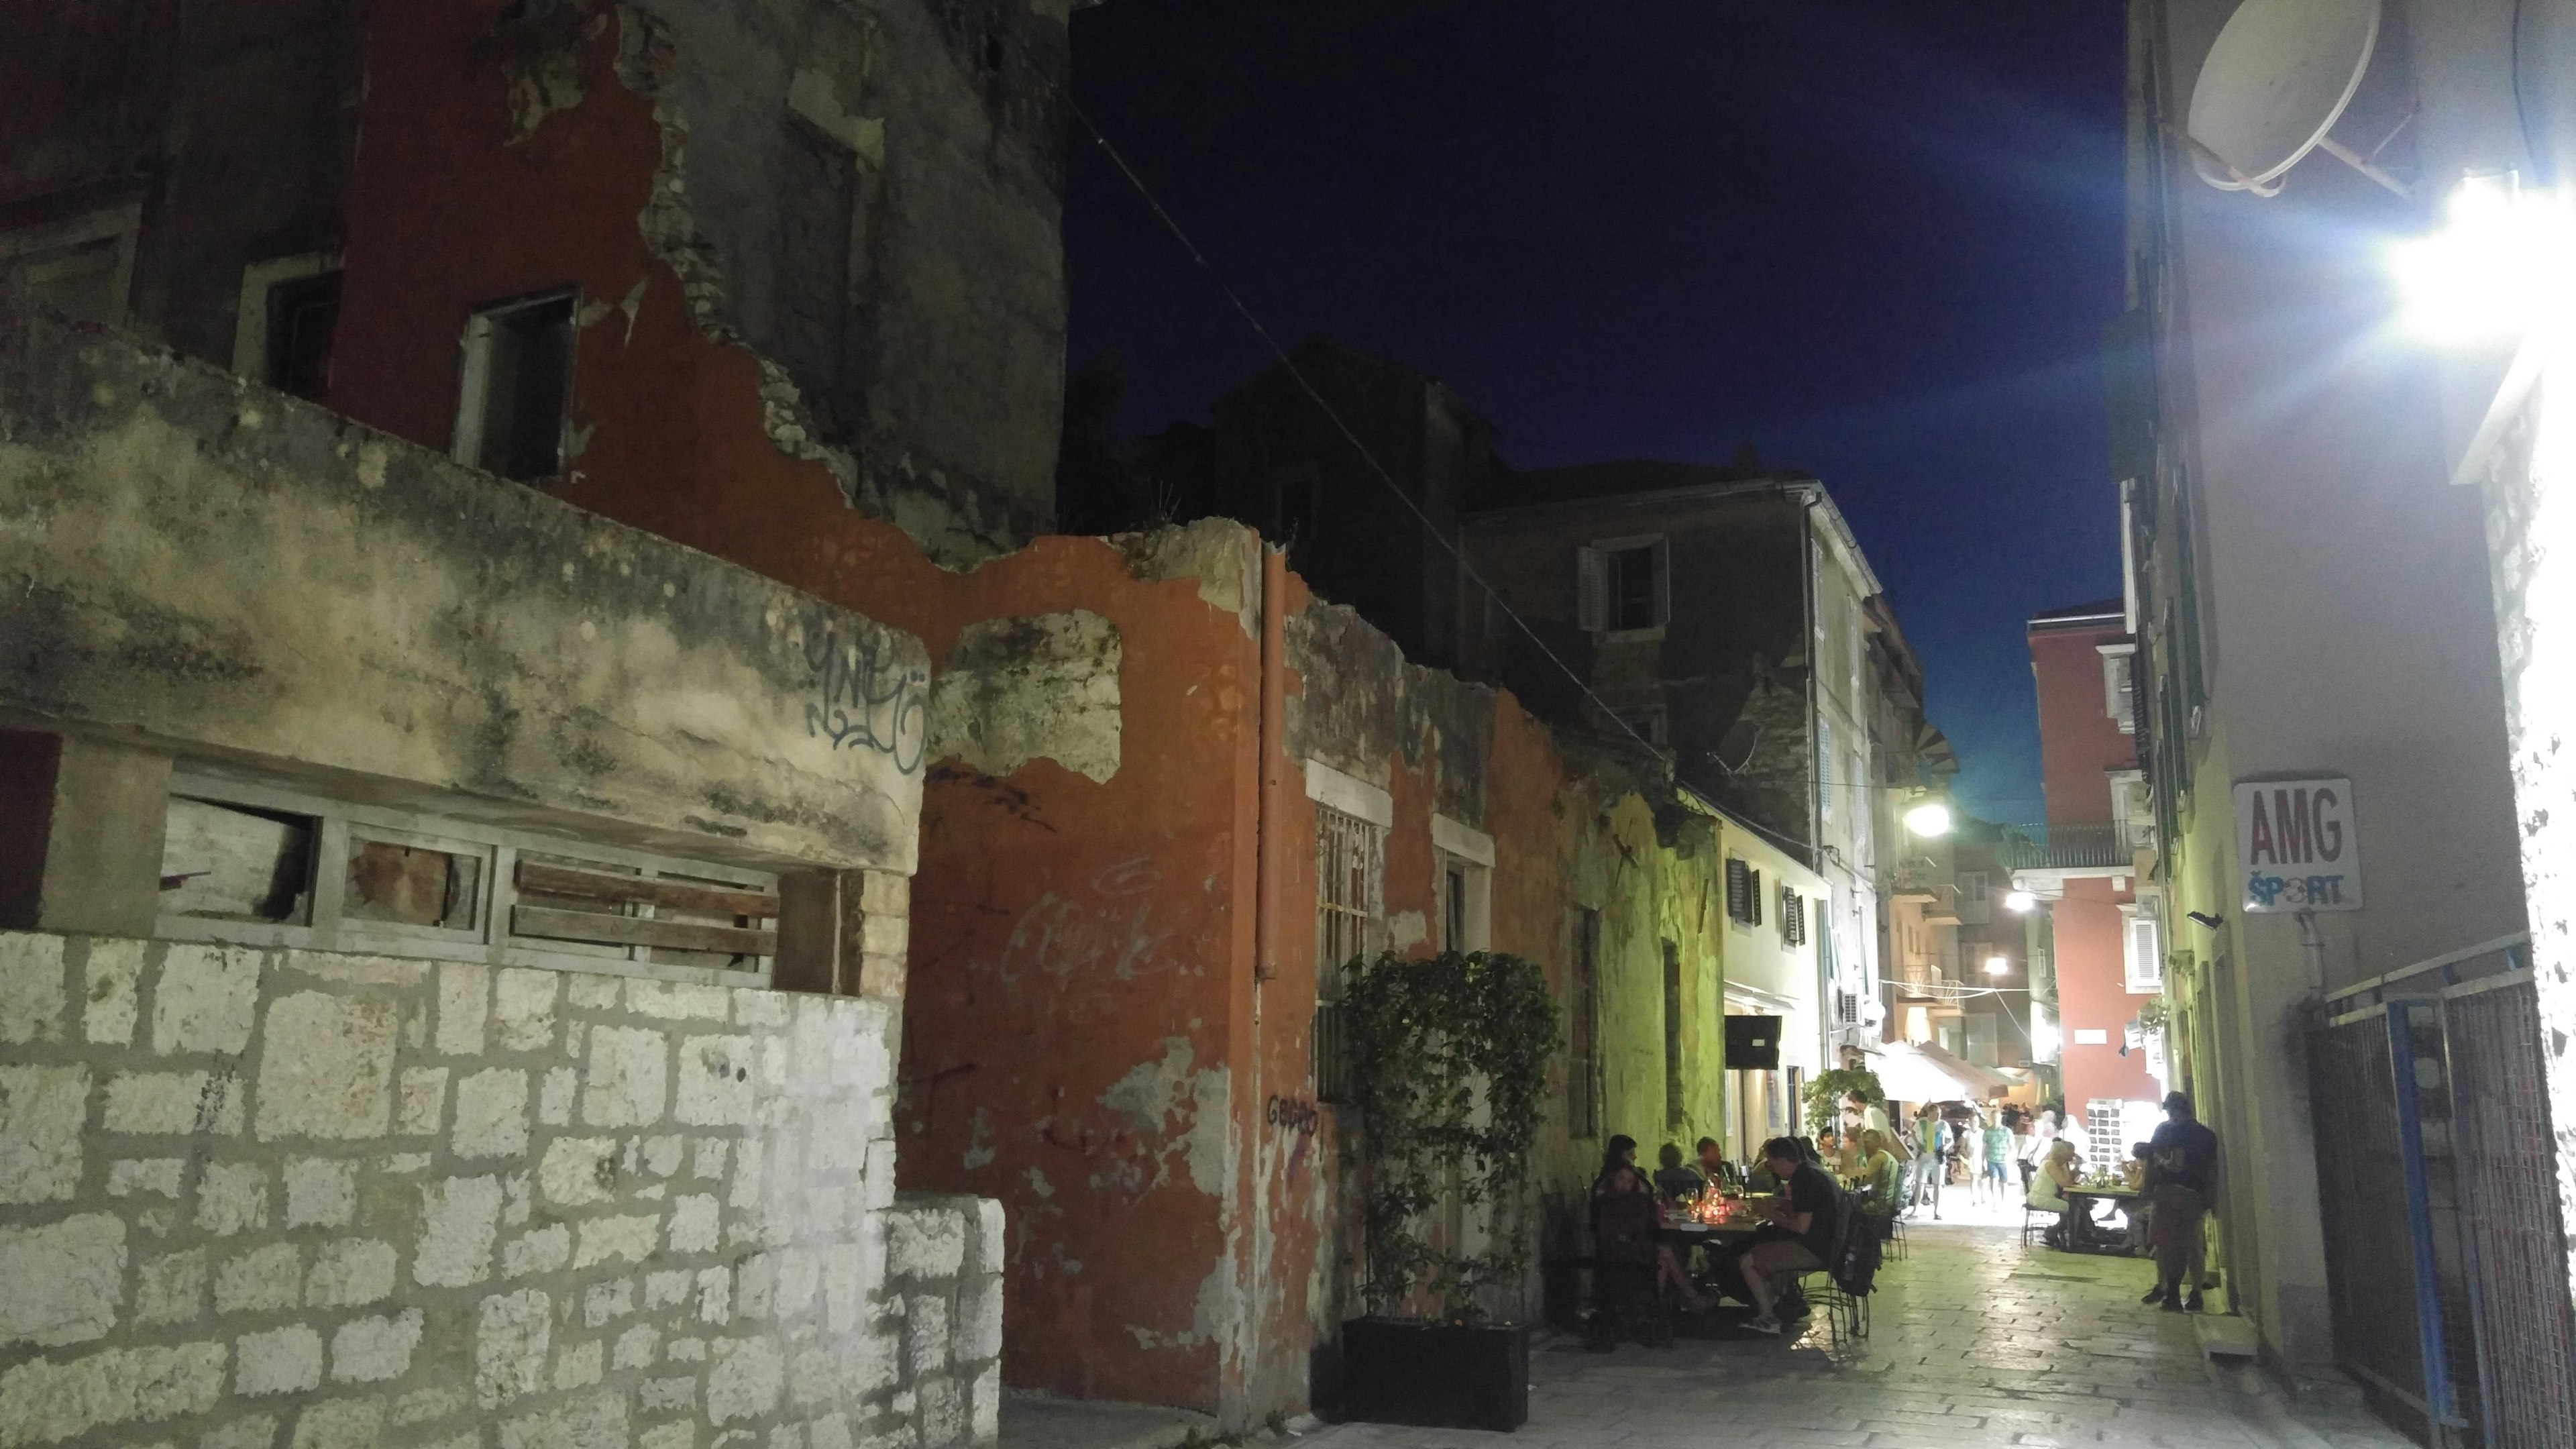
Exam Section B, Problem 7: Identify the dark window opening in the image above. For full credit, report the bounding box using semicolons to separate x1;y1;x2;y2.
1607;544;1658;631
472;294;574;482
777;123;857;432
265;270;341;399
1444;862;1468;951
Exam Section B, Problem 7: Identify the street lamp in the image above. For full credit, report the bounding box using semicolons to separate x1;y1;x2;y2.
2392;174;2576;344
2002;888;2037;913
1904;800;1953;838
1984;955;2010;977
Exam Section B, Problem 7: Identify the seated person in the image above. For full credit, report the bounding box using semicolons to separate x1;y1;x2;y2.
1737;1136;1841;1336
1695;1137;1743;1193
1592;1136;1711;1314
2027;1139;2083;1248
1854;1128;1904;1219
1651;1142;1706;1201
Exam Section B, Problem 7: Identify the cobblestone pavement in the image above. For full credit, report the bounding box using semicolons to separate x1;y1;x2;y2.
1308;1220;2414;1449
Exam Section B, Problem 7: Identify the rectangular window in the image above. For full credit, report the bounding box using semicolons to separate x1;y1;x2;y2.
156;772;775;984
1780;886;1807;945
1312;804;1384;1104
2123;908;2165;994
1965;1012;1998;1066
1568;908;1603;1140
1575;535;1670;635
1961;871;1988;905
2102;649;2137;735
0;202;140;327
232;252;343;398
1662;940;1684;1128
452;290;577;482
1725;857;1752;924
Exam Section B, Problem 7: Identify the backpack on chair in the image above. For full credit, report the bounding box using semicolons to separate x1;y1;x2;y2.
1834;1189;1882;1297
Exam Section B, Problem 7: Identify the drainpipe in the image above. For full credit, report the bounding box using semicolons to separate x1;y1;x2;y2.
1248;541;1285;1428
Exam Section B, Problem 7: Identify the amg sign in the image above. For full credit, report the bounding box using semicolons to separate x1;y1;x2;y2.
2233;777;2361;913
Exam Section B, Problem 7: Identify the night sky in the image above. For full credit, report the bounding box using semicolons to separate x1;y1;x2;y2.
1062;1;2131;820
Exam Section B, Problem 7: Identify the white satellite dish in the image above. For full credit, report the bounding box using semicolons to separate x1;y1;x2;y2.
2186;0;2406;197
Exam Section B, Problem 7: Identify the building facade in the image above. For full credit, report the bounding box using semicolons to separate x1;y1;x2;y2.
2120;0;2567;1427
2023;602;2163;1168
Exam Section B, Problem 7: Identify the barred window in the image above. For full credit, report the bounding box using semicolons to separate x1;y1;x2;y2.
1313;805;1383;1103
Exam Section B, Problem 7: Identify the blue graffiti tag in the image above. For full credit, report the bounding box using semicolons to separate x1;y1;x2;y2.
805;627;930;774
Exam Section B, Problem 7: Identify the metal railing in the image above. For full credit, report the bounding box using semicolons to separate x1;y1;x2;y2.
1996;820;2151;872
2313;933;2576;1448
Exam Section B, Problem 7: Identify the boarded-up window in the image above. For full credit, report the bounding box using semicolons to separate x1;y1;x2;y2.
160;797;315;925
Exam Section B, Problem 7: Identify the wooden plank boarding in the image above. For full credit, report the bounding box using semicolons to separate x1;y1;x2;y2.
515;860;778;918
510;904;775;958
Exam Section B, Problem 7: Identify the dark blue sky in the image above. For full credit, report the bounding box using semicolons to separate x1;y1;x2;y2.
1063;1;2129;819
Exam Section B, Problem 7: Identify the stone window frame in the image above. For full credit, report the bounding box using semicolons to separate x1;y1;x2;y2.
156;769;778;989
1430;814;1493;955
0;198;142;327
230;248;342;394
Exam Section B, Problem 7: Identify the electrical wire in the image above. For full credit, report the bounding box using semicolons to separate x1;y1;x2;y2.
1042;51;2018;871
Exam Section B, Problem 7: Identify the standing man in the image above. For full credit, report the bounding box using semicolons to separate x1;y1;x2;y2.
2141;1091;2220;1311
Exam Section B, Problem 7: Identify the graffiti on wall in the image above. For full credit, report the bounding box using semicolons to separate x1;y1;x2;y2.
807;627;930;772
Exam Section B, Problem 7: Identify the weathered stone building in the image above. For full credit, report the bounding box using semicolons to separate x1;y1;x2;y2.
0;307;995;1449
6;1;1839;1438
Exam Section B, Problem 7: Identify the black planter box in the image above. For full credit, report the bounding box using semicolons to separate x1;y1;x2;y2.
1339;1318;1529;1432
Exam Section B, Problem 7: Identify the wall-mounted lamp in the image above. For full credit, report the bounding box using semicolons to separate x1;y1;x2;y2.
2186;910;2224;930
2002;889;2037;913
1904;800;1953;838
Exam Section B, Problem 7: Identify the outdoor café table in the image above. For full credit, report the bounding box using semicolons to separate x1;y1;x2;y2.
2060;1184;2141;1254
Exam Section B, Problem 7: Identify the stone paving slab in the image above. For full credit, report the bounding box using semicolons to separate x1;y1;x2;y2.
1305;1222;2416;1449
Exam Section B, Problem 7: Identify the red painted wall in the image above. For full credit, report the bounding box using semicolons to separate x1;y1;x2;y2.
2028;618;2159;1139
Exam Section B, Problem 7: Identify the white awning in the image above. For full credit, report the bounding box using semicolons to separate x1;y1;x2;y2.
1871;1040;2013;1102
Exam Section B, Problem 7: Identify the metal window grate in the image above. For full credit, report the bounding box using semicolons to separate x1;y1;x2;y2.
1315;806;1383;1000
2446;982;2576;1448
1313;806;1382;1104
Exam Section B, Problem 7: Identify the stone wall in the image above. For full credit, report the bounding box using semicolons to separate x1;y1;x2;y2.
0;930;1000;1449
0;307;927;877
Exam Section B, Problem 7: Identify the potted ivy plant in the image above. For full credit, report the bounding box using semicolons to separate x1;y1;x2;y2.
1338;949;1561;1432
1802;1066;1886;1138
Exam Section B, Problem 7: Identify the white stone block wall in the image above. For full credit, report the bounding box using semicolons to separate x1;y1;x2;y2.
0;930;1001;1449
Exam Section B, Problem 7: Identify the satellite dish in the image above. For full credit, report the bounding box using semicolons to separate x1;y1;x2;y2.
2186;0;2404;197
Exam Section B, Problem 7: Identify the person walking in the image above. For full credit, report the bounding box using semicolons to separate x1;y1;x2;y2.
1981;1111;2014;1205
2140;1091;2220;1311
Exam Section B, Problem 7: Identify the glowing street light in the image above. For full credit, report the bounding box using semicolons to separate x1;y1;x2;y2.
2392;174;2576;345
2002;889;2037;913
1984;955;2010;977
1903;800;1953;838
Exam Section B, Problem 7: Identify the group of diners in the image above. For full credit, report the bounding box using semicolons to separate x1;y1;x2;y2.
1588;1126;1890;1338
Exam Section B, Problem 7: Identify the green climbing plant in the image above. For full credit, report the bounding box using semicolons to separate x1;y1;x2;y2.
1801;1067;1886;1138
1340;949;1562;1324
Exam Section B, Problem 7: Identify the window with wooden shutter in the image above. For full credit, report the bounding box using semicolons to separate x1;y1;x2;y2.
1725;858;1752;923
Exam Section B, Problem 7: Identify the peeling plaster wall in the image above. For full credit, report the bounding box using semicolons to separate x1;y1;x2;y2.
0;309;924;874
328;0;1069;568
0;930;1000;1449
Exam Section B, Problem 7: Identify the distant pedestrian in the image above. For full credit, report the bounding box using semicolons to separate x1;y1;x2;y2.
1980;1112;2012;1203
2141;1092;2220;1311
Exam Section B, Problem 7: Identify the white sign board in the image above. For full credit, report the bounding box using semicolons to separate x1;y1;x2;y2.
2233;777;2361;912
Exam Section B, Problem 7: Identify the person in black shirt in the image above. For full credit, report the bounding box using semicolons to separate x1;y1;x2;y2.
2141;1091;2220;1311
1651;1142;1706;1201
1737;1136;1840;1335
